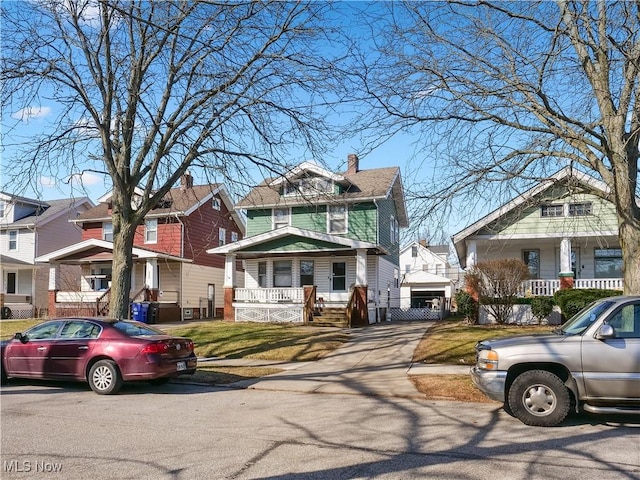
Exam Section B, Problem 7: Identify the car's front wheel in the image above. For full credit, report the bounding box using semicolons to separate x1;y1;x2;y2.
507;370;570;427
88;360;122;395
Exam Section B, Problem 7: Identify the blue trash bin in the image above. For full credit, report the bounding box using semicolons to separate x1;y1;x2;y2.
131;302;141;321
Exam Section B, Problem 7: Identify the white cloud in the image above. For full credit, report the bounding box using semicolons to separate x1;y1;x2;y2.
40;176;56;188
12;106;52;122
69;171;102;187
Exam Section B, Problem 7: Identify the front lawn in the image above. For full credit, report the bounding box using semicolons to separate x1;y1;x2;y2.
413;319;555;366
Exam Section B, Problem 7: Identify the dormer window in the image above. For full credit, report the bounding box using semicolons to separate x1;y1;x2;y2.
284;175;333;196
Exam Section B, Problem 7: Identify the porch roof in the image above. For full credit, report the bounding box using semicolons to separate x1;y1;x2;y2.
34;239;192;264
207;226;386;258
0;255;35;269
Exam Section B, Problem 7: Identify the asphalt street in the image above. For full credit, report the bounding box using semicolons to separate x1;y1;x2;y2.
1;381;639;480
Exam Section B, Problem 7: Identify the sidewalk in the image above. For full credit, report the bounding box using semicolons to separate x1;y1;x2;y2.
202;320;470;398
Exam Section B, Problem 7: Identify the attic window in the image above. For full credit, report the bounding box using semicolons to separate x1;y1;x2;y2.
212;197;221;210
569;202;592;216
284;176;333;196
540;204;563;217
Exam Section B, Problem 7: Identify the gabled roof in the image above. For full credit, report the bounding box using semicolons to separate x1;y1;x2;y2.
236;163;408;227
400;241;449;257
0;191;48;208
0;196;94;229
35;238;191;263
268;161;349;186
402;270;452;285
451;167;618;267
207;225;385;256
76;184;245;234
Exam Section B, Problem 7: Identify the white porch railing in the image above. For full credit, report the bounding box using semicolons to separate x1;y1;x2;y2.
235;288;304;304
520;278;623;297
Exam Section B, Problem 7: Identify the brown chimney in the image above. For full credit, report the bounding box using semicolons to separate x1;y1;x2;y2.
180;171;194;190
347;154;359;174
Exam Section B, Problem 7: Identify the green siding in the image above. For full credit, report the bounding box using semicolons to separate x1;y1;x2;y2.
478;187;619;236
291;205;326;231
246;209;272;237
348;203;378;243
375;197;400;264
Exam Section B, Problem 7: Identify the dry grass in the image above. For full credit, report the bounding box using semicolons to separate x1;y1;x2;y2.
177;365;283;385
410;374;497;403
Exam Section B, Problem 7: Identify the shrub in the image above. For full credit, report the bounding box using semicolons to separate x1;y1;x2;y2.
454;290;478;324
553;288;622;320
530;297;554;322
465;258;530;324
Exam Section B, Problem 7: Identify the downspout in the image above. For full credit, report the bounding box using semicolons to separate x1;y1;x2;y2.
27;225;37;312
373;199;380;321
174;213;186;321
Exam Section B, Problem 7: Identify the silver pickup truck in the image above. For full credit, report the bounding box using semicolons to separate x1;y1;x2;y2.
471;295;640;426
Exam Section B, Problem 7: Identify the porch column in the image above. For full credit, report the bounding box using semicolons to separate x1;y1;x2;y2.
223;254;236;322
355;248;367;286
466;240;477;269
559;237;574;289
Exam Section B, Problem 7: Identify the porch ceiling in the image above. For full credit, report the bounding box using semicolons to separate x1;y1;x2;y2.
234;247;383;260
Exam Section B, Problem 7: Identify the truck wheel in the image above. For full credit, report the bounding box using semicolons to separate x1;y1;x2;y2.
508;370;570;427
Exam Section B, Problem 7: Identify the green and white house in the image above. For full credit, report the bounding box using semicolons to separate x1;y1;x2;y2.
452;167;624;297
208;155;408;326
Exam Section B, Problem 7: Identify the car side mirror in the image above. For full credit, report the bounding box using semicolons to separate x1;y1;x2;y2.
14;332;28;343
596;324;615;340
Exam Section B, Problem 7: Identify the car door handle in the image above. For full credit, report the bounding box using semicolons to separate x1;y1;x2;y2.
37;346;46;351
78;346;89;350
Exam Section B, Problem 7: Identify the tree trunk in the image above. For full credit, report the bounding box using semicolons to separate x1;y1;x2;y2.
109;211;137;319
619;219;640;295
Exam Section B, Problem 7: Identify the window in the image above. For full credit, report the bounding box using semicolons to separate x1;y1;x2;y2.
258;262;267;287
103;222;113;241
273;208;289;229
60;321;100;339
328;205;347;234
212;197;221;210
218;227;226;246
8;230;17;250
0;201;5;218
273;260;292;287
145;219;158;244
541;204;564;217
284;176;333;196
24;321;64;340
411;246;418;257
522;249;540;279
90;267;111;291
569;202;592;216
607;304;640;338
300;260;314;286
231;231;238;243
594;248;623;278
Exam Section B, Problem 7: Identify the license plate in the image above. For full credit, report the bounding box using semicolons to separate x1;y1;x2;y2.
176;361;186;371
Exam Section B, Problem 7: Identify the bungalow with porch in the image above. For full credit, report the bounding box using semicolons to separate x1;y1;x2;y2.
208;155;408;327
452;167;624;297
35;175;245;322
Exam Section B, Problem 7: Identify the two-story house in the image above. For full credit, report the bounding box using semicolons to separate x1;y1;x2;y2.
0;192;94;319
208;155;408;327
452;167;624;296
396;241;460;319
35;174;245;322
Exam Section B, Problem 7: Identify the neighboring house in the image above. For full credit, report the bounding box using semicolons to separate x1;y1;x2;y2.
208;154;408;326
452;167;624;297
35;174;245;322
396;240;460;320
0;192;94;318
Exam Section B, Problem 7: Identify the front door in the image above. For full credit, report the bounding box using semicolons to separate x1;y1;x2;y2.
331;261;347;298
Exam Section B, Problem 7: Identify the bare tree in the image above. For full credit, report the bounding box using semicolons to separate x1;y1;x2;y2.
466;259;531;324
1;1;347;317
354;1;640;294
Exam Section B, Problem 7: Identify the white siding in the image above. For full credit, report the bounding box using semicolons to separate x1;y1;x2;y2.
378;256;400;308
180;264;228;312
1;228;35;263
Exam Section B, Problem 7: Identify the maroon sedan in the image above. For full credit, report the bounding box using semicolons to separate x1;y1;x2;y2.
0;318;197;394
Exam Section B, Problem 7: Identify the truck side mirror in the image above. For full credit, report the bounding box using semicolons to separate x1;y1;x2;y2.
596;324;615;340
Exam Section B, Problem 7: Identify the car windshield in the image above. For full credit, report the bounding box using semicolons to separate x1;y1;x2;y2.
112;321;168;337
559;300;614;335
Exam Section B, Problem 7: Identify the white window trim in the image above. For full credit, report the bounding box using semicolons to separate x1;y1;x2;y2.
219;227;227;246
231;231;238;243
8;230;18;250
103;222;113;242
272;207;290;230
145;219;158;244
327;204;348;234
212;197;221;210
